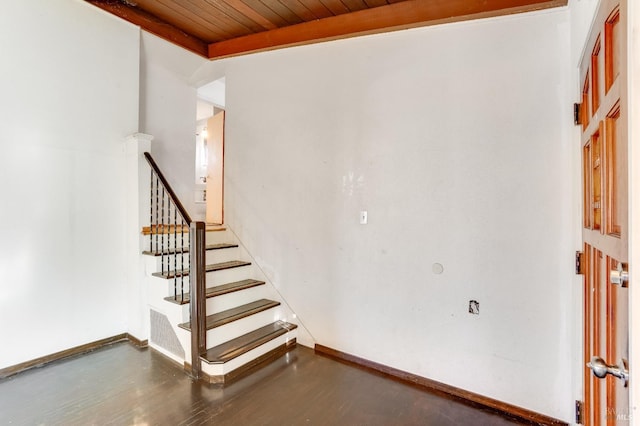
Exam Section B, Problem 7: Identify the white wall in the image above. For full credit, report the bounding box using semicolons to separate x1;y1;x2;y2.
217;9;573;421
0;0;139;368
570;0;600;67
140;33;208;221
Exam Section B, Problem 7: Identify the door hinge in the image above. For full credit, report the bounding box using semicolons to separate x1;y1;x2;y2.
575;400;584;424
574;103;582;125
576;251;585;275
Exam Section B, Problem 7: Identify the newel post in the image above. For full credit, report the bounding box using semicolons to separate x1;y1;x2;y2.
189;221;207;379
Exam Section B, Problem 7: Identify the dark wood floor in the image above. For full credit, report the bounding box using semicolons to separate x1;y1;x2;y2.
0;343;522;425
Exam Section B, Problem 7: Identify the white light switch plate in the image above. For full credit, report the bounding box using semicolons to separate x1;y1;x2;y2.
360;210;368;224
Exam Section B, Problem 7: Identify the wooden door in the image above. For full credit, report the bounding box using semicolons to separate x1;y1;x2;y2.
580;1;630;424
206;111;224;225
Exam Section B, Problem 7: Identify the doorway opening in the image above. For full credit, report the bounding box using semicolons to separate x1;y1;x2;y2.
196;77;226;225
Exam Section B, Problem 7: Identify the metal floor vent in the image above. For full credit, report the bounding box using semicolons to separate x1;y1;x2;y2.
150;309;185;359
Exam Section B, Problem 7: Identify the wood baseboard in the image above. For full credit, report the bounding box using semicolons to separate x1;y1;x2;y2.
0;334;148;379
126;333;149;349
314;344;567;426
0;334;130;379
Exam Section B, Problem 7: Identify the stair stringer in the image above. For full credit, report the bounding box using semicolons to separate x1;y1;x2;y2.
217;226;316;349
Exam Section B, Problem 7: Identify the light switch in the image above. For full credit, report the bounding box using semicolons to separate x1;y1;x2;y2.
360;211;368;225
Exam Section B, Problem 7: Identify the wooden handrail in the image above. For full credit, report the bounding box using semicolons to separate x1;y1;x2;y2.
143;152;192;224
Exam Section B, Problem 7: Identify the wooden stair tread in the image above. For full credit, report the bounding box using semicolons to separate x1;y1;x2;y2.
152;260;251;279
178;299;280;331
205;225;226;232
164;279;265;305
201;321;298;364
142;225;226;235
143;243;238;256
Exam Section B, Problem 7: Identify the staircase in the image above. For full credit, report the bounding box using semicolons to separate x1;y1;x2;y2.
144;225;299;384
141;153;299;385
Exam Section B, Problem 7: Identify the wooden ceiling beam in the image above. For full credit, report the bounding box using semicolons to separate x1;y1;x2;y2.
208;0;567;59
86;0;208;57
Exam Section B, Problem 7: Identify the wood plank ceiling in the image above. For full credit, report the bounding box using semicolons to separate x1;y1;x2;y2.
86;0;567;60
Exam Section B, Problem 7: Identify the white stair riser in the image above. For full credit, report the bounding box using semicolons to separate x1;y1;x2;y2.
201;331;297;377
143;230;232;251
146;263;253;289
205;265;254;286
206;247;241;264
206;230;231;245
149;281;272;317
150;286;279;324
177;327;299;368
149;267;255;299
205;307;284;348
145;256;187;276
144;235;188;253
174;307;286;364
143;247;240;266
205;286;267;314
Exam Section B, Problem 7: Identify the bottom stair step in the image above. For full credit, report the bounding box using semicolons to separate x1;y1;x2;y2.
201;321;298;364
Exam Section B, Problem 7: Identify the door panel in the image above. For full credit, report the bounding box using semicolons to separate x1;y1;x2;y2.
206;111;225;225
580;1;629;424
605;104;621;236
